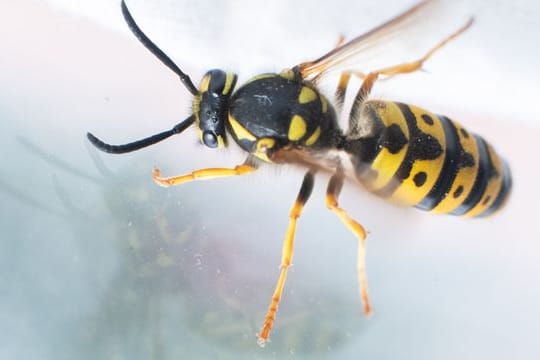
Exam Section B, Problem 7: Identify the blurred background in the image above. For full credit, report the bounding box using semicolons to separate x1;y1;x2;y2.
0;0;539;359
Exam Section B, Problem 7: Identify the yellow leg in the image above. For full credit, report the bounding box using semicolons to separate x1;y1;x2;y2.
326;171;371;315
257;171;315;347
353;17;474;104
374;18;474;79
348;72;379;129
334;72;352;116
301;16;472;81
334;70;371;120
347;19;472;129
152;162;256;187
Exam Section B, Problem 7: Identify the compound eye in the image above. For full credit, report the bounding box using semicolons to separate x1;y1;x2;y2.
202;131;218;148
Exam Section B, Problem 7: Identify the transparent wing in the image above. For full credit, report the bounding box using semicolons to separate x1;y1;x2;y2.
297;0;472;80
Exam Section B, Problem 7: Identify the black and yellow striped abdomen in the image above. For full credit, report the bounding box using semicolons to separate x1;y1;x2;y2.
350;100;511;217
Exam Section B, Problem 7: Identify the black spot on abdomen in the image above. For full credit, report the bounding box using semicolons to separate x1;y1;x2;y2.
421;114;434;125
413;172;427;187
375;103;443;198
453;185;464;198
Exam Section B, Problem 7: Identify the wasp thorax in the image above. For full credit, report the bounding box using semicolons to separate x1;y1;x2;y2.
195;69;238;148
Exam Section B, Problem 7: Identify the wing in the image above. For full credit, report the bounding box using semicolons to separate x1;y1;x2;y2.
297;0;472;80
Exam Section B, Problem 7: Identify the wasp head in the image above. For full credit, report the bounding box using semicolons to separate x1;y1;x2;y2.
193;69;238;148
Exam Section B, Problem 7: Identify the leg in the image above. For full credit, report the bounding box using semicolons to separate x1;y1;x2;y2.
257;170;316;347
348;72;379;130
349;17;473;118
369;17;474;79
334;70;369;118
326;171;371;315
303;17;472;83
152;156;257;187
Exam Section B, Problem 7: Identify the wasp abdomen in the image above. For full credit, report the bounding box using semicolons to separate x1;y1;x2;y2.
348;100;511;217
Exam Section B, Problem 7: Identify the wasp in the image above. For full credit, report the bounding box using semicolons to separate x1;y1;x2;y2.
88;0;512;346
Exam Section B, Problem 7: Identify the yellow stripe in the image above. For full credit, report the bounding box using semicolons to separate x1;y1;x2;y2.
365;101;409;191
245;73;275;84
217;135;226;149
390;105;446;206
222;73;235;95
320;95;328;113
464;143;505;217
199;74;211;92
254;138;275;163
432;119;479;214
228;114;256;141
298;86;317;104
197;128;203;142
279;69;295;80
288;115;307;141
305;126;321;146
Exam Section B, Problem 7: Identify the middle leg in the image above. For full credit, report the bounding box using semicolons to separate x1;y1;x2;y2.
257;170;316;346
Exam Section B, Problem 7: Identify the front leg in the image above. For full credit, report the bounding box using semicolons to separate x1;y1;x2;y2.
152;156;258;187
